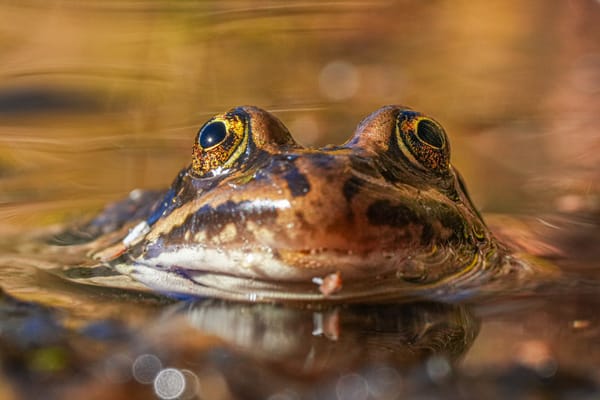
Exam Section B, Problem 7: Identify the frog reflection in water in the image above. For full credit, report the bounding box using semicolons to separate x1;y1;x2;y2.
78;106;534;302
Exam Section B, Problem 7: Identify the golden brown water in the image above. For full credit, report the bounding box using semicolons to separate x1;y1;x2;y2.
0;1;599;399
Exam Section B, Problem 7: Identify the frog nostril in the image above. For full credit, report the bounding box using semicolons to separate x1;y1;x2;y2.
198;121;227;149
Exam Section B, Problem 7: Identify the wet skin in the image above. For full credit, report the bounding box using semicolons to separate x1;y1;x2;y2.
82;105;523;302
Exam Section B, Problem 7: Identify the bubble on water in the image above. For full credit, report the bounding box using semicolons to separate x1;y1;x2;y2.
336;373;369;400
319;61;360;101
154;368;186;400
132;353;162;384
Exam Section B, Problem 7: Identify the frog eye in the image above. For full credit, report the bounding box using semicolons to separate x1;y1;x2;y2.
396;112;450;174
191;112;249;177
198;121;227;149
415;119;445;149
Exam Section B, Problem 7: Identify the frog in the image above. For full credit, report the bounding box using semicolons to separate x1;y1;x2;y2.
54;105;540;302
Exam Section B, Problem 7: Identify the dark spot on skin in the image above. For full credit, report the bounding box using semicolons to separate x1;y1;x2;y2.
366;200;417;228
348;155;379;178
124;169;196;229
295;211;306;223
342;176;363;202
271;248;282;260
366;199;469;245
139;200;280;256
140;166;233;230
437;203;469;241
420;223;434;245
292;210;313;235
306;153;336;170
282;165;311;197
379;146;418;183
377;161;399;184
146;188;177;226
195;200;280;238
399;110;421;120
255;153;334;197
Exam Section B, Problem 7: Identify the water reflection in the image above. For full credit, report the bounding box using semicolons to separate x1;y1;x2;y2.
0;285;480;399
184;300;479;370
139;300;479;399
2;280;600;399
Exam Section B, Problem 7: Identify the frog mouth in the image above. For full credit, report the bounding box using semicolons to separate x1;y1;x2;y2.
108;242;518;303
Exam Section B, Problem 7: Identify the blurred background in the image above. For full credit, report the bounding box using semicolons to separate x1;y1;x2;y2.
0;0;598;229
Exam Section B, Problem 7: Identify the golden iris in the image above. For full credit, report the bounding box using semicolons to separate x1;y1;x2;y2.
395;113;450;175
191;112;249;177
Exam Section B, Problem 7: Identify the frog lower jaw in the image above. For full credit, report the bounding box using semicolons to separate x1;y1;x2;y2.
109;254;505;303
119;244;412;281
113;261;395;302
107;242;508;302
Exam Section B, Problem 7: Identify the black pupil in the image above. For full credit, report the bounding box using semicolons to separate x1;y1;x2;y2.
199;121;227;148
416;120;444;148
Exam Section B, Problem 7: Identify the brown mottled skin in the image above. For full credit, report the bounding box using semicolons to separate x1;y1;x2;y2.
148;107;483;250
71;106;523;302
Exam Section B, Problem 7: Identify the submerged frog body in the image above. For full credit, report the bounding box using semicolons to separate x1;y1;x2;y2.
66;106;532;302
